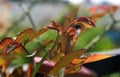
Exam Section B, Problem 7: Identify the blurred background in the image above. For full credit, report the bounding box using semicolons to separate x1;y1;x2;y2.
0;0;120;77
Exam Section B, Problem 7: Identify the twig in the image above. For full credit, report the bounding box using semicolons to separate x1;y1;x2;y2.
85;14;117;51
19;3;36;29
31;30;60;77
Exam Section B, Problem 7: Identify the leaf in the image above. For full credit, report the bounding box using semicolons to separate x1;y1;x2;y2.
15;28;47;44
89;36;116;52
15;28;35;43
0;38;14;50
84;54;111;63
90;12;107;22
0;54;14;66
77;17;95;27
33;28;48;40
25;41;40;54
73;28;101;50
71;58;86;65
13;44;28;54
63;7;79;28
10;54;30;67
65;56;88;73
48;49;85;76
65;63;82;74
67;16;96;33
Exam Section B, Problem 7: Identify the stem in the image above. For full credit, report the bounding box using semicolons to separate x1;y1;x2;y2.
31;31;59;77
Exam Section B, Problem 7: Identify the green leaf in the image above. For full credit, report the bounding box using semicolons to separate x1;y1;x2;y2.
73;28;115;52
25;41;40;54
38;30;56;42
73;28;101;50
10;55;30;67
89;36;115;52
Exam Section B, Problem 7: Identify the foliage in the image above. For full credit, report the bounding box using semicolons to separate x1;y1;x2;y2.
0;3;119;77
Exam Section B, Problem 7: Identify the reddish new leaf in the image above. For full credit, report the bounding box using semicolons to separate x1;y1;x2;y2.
15;28;47;44
0;38;14;50
66;17;95;43
49;49;85;76
12;44;28;54
65;63;82;74
66;56;88;73
63;7;79;28
15;28;35;43
90;12;107;22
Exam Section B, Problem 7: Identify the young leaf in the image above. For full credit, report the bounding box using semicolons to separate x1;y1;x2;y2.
49;7;79;51
13;44;28;54
90;12;107;22
63;7;79;28
15;28;35;43
0;38;14;50
65;56;88;73
65;63;82;74
49;49;85;76
15;28;47;44
84;54;111;63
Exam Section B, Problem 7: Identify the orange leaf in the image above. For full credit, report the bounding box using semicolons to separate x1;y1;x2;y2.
15;28;47;44
65;63;82;74
49;49;85;76
63;7;79;28
13;44;28;54
90;12;107;22
15;28;35;43
65;56;88;73
33;28;47;39
84;54;111;63
67;17;95;31
71;58;86;65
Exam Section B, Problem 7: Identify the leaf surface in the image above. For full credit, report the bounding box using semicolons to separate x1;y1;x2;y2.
0;38;14;50
15;28;47;44
49;49;85;76
84;54;111;63
0;54;14;66
90;12;106;22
